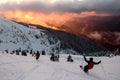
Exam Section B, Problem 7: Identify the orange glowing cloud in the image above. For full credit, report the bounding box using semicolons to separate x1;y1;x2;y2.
79;11;109;17
0;10;61;30
0;10;110;31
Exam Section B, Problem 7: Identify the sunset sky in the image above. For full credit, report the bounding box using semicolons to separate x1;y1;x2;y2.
0;0;119;25
0;0;119;27
0;0;120;49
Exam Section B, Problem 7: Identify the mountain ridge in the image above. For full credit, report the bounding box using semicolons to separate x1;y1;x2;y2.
0;17;107;54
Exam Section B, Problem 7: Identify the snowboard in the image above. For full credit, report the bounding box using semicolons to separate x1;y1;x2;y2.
80;65;88;74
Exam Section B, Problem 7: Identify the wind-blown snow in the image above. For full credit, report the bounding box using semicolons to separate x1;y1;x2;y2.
0;52;120;80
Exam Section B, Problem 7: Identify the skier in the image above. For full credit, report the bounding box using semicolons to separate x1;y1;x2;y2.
35;51;40;60
80;56;101;73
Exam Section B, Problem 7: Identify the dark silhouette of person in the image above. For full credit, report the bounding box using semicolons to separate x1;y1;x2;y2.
35;51;40;60
67;55;73;62
82;56;101;73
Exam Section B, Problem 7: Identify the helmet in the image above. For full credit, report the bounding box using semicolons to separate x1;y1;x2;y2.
90;57;93;61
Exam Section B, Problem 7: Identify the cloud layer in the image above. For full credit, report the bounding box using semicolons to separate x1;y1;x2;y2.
0;0;120;15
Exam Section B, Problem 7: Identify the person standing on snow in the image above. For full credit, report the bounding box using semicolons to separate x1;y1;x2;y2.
35;51;40;60
81;56;101;73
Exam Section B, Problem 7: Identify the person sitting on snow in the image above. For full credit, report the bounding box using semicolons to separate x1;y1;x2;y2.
50;53;59;62
67;54;73;62
81;56;101;73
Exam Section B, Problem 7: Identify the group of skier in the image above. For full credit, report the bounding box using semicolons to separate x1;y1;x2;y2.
50;53;60;62
35;52;101;73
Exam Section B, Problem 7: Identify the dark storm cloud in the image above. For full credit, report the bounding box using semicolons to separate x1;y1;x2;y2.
0;1;82;13
0;0;120;14
86;16;120;32
86;0;120;15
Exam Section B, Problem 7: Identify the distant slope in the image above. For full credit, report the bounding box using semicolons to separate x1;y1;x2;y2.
0;17;107;54
18;23;108;54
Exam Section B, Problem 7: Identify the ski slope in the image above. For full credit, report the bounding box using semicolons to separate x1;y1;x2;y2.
0;52;120;80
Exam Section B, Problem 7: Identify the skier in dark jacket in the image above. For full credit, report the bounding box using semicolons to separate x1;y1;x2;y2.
35;51;40;60
82;56;101;73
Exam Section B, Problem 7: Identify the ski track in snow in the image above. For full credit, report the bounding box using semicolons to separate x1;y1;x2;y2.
0;53;120;80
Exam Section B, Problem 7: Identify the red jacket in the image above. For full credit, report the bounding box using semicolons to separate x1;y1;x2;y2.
84;56;101;69
36;53;40;60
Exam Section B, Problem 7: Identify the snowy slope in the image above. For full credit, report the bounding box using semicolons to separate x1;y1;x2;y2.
0;17;61;53
0;17;107;54
0;52;120;80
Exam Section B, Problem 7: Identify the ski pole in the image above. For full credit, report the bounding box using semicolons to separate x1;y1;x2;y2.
81;52;85;66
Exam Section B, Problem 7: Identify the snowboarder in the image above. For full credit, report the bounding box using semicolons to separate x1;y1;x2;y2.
80;56;101;73
35;51;40;60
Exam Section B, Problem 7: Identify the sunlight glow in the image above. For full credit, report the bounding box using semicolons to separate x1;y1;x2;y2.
0;0;8;4
49;0;57;4
0;10;109;31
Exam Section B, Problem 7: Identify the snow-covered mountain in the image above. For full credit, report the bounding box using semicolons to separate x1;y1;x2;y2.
0;17;107;54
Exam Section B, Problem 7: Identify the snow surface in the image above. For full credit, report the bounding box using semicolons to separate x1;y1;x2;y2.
0;52;120;80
